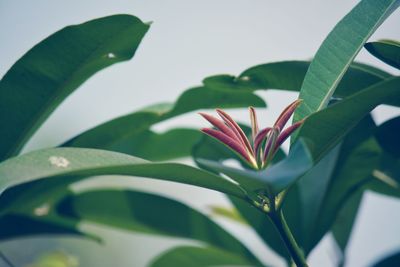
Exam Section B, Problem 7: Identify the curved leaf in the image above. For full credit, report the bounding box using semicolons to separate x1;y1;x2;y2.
0;15;150;161
0;148;246;199
294;0;400;122
63;86;265;151
149;246;258;267
298;76;400;162
365;39;400;69
0;177;91;242
238;61;391;98
57;190;263;266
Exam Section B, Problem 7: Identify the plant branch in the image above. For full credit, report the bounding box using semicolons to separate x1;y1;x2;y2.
269;209;308;267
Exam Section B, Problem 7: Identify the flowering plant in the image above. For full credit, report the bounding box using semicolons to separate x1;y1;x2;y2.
0;1;399;267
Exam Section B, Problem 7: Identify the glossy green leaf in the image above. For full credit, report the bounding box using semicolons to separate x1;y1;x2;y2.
372;251;400;267
331;189;363;254
0;176;92;241
365;39;400;69
0;15;150;161
63;86;265;152
297;116;381;254
58;189;263;266
150;246;258;267
237;61;391;99
294;0;400;123
198;140;313;195
331;117;400;257
115;128;202;161
298;76;400;162
0;148;246;199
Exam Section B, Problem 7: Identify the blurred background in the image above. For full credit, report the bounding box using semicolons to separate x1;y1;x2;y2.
0;0;399;266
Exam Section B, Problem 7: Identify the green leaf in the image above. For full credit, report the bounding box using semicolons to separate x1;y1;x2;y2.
297;116;381;254
238;61;391;98
298;76;400;162
63;86;265;153
58;189;263;266
0;176;95;241
198;140;313;195
0;148;246;199
208;205;247;225
0;15;150;161
115;128;203;161
365;39;400;69
372;251;400;267
375;116;400;158
294;0;400;122
331;189;363;255
149;246;258;267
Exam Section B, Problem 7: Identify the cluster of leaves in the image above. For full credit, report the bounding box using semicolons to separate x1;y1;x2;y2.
0;0;400;266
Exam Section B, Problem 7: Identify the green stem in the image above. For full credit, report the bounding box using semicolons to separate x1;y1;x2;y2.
269;209;308;267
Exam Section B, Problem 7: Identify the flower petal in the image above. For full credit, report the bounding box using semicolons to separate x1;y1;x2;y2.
274;120;305;152
201;128;253;163
263;127;279;165
199;112;238;140
249;106;259;141
254;127;272;154
216;109;255;156
274;99;303;131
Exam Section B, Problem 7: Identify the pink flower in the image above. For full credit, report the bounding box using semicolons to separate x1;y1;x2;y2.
200;99;305;169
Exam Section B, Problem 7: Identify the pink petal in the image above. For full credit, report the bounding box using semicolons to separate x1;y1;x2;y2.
274;119;305;152
263;127;279;164
199;112;238;140
216;109;255;156
254;127;272;154
201;128;252;163
249;106;259;141
274;99;303;131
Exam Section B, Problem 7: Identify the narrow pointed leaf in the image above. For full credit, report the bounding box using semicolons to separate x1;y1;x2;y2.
365;39;400;69
0;15;150;161
294;0;400;123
